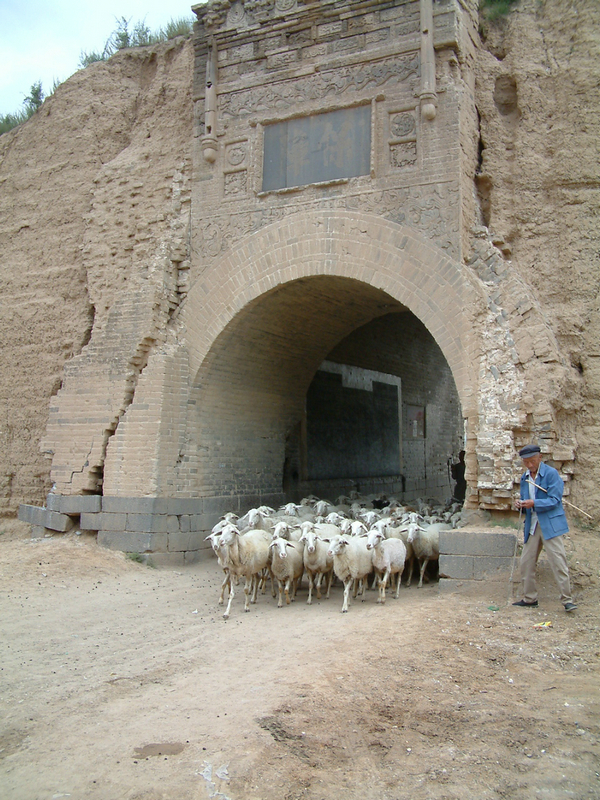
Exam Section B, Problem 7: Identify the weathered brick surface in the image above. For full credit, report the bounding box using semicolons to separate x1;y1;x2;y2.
98;531;168;553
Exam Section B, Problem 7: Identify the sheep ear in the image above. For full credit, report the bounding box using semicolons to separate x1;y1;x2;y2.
286;541;295;548
321;537;330;543
204;534;214;541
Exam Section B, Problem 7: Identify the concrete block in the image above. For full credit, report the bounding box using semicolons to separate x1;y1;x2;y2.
60;495;102;515
203;496;239;516
440;530;517;557
103;496;155;513
165;498;204;515
126;513;170;533
473;556;515;580
439;554;474;580
190;513;220;532
99;512;128;531
80;512;102;531
45;494;62;512
179;515;191;532
18;504;48;527
98;531;168;553
44;511;76;532
168;531;205;552
185;546;214;565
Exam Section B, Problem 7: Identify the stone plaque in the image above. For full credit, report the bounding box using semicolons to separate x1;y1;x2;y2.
262;105;371;191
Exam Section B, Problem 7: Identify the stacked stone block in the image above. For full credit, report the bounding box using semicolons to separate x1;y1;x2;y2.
438;528;518;592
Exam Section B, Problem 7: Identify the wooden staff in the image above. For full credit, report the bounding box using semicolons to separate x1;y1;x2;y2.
526;479;593;520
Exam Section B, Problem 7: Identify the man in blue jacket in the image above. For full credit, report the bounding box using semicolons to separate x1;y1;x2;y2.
513;444;577;612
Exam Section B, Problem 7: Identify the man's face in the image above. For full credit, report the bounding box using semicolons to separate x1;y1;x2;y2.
522;453;543;473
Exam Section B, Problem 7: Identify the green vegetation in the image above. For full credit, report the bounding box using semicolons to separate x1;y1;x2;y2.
0;81;46;135
480;0;520;21
78;15;194;68
1;15;194;136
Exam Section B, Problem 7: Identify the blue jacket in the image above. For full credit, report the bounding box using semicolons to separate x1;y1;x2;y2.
520;461;569;542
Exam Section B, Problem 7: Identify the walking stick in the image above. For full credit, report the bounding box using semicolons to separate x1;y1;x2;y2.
526;479;593;520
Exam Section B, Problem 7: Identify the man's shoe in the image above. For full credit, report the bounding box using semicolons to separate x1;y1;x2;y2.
564;602;578;612
512;599;538;607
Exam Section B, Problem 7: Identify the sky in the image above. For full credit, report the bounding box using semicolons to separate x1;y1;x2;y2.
0;0;204;115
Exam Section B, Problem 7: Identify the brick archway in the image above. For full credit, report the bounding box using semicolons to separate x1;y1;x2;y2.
178;209;476;499
183;209;473;410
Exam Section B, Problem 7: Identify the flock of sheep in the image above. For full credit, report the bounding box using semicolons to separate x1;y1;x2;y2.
206;495;463;618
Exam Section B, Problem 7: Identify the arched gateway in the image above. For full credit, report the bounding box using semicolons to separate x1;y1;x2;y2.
24;0;577;562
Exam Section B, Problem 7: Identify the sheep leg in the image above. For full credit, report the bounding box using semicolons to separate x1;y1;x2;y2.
315;571;323;600
404;555;414;587
244;576;254;610
285;577;293;605
418;557;429;588
223;576;235;619
294;567;303;596
342;578;353;612
394;567;404;599
277;579;284;608
218;570;231;605
307;571;314;605
378;570;390;604
251;573;260;604
325;569;333;599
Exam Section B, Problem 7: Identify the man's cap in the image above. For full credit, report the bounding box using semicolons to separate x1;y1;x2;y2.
519;444;541;457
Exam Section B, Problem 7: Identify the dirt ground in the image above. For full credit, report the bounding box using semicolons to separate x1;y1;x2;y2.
0;518;599;800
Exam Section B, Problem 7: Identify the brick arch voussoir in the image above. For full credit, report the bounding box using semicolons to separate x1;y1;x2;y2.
184;209;471;405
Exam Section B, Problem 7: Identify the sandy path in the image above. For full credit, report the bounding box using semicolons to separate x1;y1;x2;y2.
0;523;598;800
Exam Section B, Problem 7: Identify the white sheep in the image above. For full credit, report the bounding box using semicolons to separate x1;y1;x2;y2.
373;519;415;587
298;523;334;604
366;529;407;603
327;534;373;613
406;522;446;588
237;507;275;533
271;520;302;542
269;536;304;607
204;529;236;606
218;524;272;618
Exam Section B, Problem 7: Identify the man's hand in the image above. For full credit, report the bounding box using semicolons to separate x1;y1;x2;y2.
515;499;535;510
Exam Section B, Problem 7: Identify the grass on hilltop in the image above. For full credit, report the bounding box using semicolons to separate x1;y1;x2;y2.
1;15;194;136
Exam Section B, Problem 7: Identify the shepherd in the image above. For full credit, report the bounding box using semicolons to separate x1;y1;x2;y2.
512;444;577;613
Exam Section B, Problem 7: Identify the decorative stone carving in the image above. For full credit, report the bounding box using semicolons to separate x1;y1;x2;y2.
227;1;246;25
390;141;417;168
201;0;232;29
226;142;248;166
243;0;276;23
224;171;248;195
390;112;416;138
197;183;460;264
219;53;419;117
275;0;296;11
